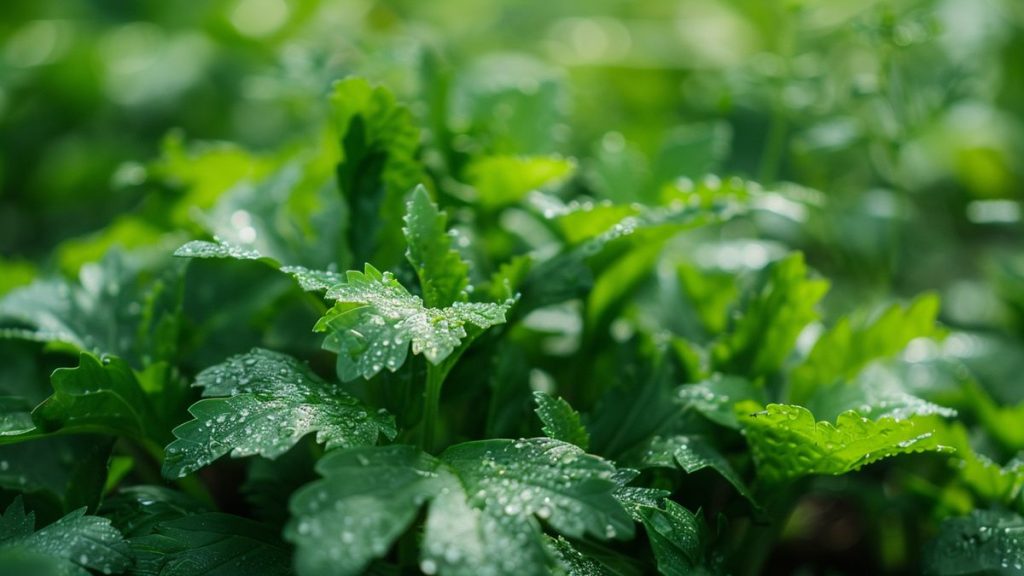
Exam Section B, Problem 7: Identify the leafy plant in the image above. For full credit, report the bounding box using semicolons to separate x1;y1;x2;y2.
1;14;1023;571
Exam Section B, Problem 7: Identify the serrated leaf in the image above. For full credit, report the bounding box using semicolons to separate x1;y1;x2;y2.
548;536;616;576
130;513;293;576
331;77;430;270
712;253;829;377
162;348;395;478
464;155;576;208
533;391;590;449
740;403;952;484
316;264;511;381
790;294;943;404
923;510;1024;575
640;435;754;504
611;468;671;523
286;438;633;576
0;497;131;576
403;185;469;308
640;501;723;576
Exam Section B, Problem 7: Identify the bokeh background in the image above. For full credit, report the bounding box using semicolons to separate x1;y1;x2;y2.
2;0;1023;317
1;1;1024;572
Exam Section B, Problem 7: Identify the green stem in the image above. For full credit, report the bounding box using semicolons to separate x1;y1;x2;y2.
421;364;444;453
732;483;800;576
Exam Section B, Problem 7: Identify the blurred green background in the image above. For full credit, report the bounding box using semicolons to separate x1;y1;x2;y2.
2;0;1022;322
1;0;1024;572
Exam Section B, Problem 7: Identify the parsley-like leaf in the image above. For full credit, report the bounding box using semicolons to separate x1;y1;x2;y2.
740;403;952;484
0;497;131;576
130;513;293;576
286;438;633;576
316;264;511;381
163;348;396;478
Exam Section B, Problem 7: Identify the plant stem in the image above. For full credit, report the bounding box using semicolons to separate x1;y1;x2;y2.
421;364;444;453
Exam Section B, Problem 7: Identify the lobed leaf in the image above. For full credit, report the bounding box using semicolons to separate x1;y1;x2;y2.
130;513;293;576
0;497;131;576
286;438;634;576
163;348;395;478
316;264;511;381
740;403;953;484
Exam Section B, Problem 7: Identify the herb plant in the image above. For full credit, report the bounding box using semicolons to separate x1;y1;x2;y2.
1;25;1024;575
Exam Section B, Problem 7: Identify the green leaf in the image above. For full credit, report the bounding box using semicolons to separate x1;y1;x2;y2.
153;135;272;226
790;294;943;404
967;380;1024;452
464;155;576;208
287;445;446;576
174;239;267;262
533;392;590;450
651;122;732;184
611;468;671;523
677;376;764;431
0;251;184;368
804;364;958;423
174;239;343;293
938;423;1024;509
0;397;35;437
923;510;1024;575
0;436;114;517
286;438;633;576
32;353;168;444
316;264;511;381
548;536;617;576
712;253;829;377
162;348;396;478
130;513;294;576
331;77;430;270
640;435;754;504
403;185;470;308
640;501;723;576
739;403;952;484
0;497;131;576
101;486;209;538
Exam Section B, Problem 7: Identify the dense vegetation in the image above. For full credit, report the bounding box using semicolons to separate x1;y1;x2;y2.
1;1;1023;574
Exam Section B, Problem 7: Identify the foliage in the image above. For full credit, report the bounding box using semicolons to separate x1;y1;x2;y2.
2;0;1024;573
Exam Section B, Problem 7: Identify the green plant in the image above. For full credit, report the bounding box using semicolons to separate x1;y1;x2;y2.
0;72;1022;576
